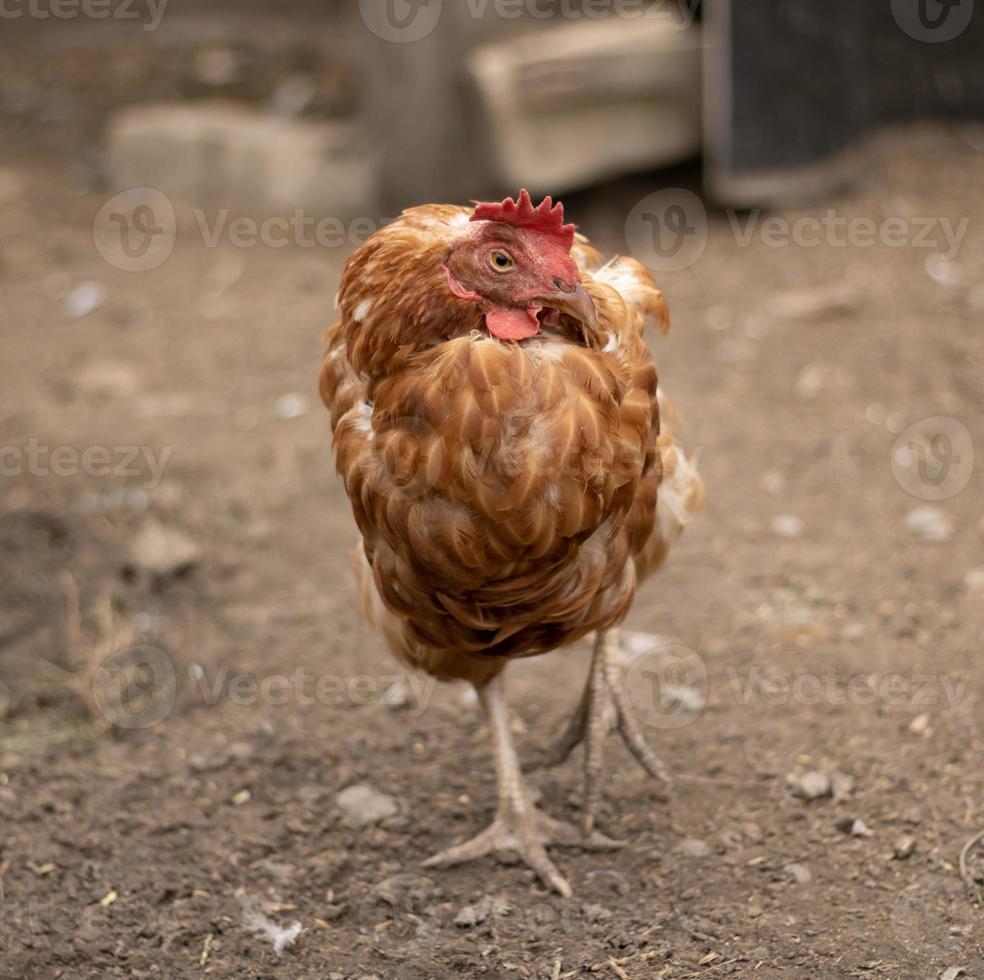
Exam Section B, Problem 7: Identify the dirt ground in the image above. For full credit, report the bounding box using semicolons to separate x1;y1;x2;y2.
2;17;984;980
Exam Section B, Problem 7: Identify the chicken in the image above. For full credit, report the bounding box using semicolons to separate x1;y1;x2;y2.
320;190;702;896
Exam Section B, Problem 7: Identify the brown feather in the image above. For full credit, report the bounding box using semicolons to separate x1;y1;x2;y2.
320;203;702;685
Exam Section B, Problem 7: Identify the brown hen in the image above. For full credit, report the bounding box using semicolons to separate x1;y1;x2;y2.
320;191;702;896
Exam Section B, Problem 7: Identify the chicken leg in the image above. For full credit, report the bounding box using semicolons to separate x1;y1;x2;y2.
541;628;671;836
422;669;621;897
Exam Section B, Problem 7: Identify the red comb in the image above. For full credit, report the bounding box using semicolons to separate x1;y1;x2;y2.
471;189;575;248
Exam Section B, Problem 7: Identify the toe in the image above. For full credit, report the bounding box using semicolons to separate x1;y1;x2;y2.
538;812;626;850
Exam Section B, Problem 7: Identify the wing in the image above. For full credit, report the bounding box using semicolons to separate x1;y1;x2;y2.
578;248;703;583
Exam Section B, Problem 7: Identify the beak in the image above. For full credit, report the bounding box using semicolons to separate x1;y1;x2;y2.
537;283;598;332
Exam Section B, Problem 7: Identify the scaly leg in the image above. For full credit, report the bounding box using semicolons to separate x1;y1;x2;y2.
423;669;621;897
541;628;670;836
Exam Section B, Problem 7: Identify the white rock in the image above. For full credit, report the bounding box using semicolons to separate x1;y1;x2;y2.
676;837;710;858
65;282;107;320
130;519;201;578
909;712;931;736
925;255;961;288
335;783;398;827
771;515;804;538
783;862;812;884
789;770;830;800
905;506;954;543
274;393;310;420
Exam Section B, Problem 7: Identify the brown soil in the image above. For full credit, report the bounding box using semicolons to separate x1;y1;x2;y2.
2;12;984;980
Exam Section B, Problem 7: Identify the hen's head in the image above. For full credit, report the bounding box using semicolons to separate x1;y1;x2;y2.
443;190;596;341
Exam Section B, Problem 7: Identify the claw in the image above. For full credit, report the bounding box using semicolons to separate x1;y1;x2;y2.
540;628;671;835
423;806;624;898
425;670;625;897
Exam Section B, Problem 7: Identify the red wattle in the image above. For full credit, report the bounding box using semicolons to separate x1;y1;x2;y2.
485;306;541;341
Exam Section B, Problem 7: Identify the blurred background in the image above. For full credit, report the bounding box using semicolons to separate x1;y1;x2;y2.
2;2;984;977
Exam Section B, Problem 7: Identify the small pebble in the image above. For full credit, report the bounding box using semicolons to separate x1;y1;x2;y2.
909;713;931;736
64;282;107;319
771;515;804;538
905;506;954;543
129;519;201;579
454;896;507;928
836;816;872;837
893;835;916;860
925;255;961;287
335;783;399;827
783;862;812;884
274;392;310;420
789;770;830;800
677;838;710;858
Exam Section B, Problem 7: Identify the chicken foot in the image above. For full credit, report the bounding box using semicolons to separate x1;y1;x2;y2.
422;670;621;897
540;628;671;836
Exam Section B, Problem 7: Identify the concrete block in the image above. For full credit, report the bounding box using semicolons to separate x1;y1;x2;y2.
106;101;378;220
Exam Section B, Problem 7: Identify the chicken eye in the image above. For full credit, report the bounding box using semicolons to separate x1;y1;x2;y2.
489;250;514;271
